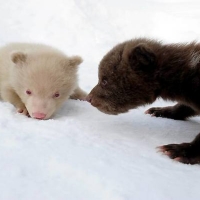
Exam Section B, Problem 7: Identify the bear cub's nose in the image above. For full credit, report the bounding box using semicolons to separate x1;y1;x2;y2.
86;95;92;103
32;112;46;119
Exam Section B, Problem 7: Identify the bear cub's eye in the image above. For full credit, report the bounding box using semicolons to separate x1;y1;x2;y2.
26;90;32;95
101;79;107;87
53;93;60;98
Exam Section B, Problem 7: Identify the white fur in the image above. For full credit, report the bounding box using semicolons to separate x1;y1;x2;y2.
0;43;87;119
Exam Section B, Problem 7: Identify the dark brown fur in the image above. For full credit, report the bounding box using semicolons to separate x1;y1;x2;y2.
87;38;200;165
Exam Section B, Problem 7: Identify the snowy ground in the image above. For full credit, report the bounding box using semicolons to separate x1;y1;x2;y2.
0;0;200;199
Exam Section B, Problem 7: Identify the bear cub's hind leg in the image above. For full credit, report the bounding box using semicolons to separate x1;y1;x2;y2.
158;133;200;164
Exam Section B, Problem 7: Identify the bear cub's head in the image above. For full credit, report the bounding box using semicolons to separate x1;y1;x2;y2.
11;51;82;119
87;39;161;115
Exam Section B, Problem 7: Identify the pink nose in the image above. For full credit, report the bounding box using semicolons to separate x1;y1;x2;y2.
32;112;46;119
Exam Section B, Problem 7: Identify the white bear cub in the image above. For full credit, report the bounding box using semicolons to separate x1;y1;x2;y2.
0;43;87;119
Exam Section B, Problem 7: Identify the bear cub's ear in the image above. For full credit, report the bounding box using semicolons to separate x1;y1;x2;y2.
11;52;27;65
128;43;156;67
69;56;83;66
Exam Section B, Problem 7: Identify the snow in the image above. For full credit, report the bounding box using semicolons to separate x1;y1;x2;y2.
0;0;200;199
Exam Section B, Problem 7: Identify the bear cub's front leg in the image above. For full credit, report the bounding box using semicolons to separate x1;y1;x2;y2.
1;86;29;116
145;103;197;120
70;86;87;101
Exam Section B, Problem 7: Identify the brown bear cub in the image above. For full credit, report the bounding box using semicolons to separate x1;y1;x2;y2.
87;38;200;165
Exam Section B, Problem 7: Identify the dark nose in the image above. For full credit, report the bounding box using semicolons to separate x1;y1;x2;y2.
86;94;92;103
